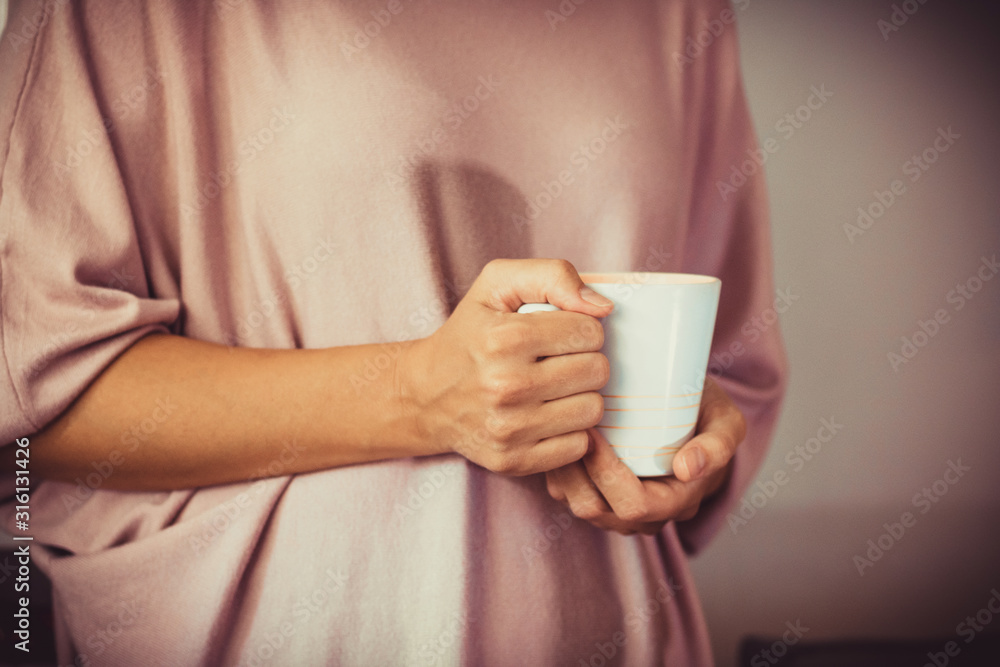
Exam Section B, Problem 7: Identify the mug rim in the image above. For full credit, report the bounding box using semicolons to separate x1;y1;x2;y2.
579;272;719;285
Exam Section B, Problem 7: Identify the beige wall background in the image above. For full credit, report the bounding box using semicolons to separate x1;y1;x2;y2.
689;1;1000;664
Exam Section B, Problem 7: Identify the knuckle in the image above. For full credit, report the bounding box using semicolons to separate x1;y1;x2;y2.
574;501;604;521
482;374;509;402
485;411;523;444
481;258;508;279
597;467;618;486
505;321;532;349
507;464;533;477
488;451;519;475
594;353;611;386
618;499;649;523
570;318;604;350
581;393;605;428
569;430;591;458
483;373;527;406
549;258;577;279
482;327;509;356
493;423;518;444
700;432;725;458
481;330;502;357
483;322;532;356
583;318;605;348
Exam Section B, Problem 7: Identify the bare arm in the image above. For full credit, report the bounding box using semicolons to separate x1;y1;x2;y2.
31;259;614;491
32;333;432;490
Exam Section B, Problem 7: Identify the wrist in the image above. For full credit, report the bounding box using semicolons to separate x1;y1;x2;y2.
393;338;449;457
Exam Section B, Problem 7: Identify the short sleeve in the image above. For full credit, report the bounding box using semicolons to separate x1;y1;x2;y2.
666;1;789;554
0;2;180;443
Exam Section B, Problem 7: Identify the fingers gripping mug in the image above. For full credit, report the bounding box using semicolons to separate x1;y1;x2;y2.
517;273;721;477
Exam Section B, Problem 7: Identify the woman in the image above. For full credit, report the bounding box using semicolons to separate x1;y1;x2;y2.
0;0;785;663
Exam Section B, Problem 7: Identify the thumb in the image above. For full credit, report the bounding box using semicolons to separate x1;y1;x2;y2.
471;258;614;317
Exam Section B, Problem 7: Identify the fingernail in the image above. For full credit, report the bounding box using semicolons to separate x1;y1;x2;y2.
580;286;613;308
684;447;706;480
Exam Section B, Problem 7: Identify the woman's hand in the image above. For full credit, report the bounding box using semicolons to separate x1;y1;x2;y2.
544;377;747;535
397;258;614;476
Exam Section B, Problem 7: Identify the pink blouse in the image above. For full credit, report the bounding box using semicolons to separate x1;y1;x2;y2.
0;0;786;664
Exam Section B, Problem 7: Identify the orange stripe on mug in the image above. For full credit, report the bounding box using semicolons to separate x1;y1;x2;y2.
609;444;683;451
604;403;700;412
601;394;666;399
616;452;681;461
601;392;702;399
596;422;697;430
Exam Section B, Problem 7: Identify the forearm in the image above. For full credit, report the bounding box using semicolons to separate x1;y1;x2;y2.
31;333;437;490
28;258;614;490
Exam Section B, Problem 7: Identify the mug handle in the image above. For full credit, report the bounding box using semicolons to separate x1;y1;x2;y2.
516;303;561;314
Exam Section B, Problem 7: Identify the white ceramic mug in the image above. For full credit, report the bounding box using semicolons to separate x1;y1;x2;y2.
517;272;721;477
